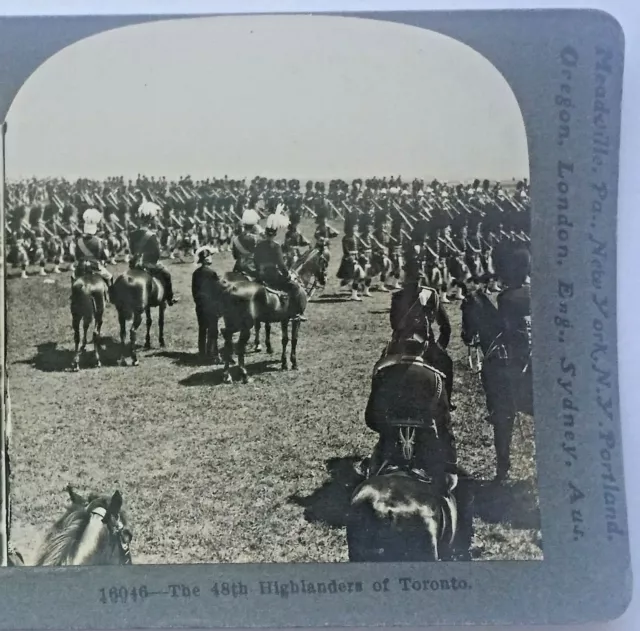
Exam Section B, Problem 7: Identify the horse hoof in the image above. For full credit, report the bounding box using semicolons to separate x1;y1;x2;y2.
282;363;289;371
144;344;152;351
254;345;262;353
119;359;127;367
72;365;79;372
291;363;298;371
95;361;102;369
223;374;233;384
266;346;274;355
159;341;166;349
132;359;140;367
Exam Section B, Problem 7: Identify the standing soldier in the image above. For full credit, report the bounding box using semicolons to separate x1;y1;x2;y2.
337;211;360;300
357;210;373;298
29;205;49;277
492;245;532;481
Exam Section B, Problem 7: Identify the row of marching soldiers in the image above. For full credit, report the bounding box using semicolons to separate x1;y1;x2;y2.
332;177;531;302
4;192;242;278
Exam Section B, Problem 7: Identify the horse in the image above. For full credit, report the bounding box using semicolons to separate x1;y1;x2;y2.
346;337;473;562
70;262;110;371
295;245;330;299
34;486;132;566
110;266;167;367
347;468;464;562
460;284;533;480
196;270;307;383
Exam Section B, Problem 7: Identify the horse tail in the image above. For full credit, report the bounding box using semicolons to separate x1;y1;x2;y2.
92;288;106;319
71;281;94;324
112;274;144;321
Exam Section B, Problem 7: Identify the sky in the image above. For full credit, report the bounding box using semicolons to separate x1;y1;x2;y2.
4;14;529;182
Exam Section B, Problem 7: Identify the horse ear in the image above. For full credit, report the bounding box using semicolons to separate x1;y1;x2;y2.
66;485;86;506
444;473;459;494
106;491;123;518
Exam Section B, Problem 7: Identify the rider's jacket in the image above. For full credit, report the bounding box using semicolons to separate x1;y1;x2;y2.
497;283;532;364
75;233;106;262
254;238;289;286
130;228;161;265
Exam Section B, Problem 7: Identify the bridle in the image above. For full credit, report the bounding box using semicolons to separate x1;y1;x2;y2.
91;508;132;565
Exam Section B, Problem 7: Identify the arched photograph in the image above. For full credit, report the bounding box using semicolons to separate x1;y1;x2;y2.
3;14;539;566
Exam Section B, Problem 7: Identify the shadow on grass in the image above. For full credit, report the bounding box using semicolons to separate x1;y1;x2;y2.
312;292;354;304
471;477;541;531
152;350;213;367
16;338;126;372
288;456;364;529
179;359;281;387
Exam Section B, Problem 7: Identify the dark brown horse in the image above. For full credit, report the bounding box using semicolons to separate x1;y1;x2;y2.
347;338;473;562
70;264;109;371
110;268;166;366
348;468;463;562
195;270;307;383
34;486;132;566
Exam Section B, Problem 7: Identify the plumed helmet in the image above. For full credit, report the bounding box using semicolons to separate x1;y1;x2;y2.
138;201;161;219
82;207;102;234
241;208;260;226
82;208;103;225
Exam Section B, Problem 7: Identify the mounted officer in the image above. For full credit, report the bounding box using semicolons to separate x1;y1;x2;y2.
282;210;310;268
129;201;178;305
389;261;455;409
73;208;113;286
253;213;308;322
231;207;262;278
364;324;457;491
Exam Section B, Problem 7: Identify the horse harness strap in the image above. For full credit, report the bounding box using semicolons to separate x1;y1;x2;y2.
374;353;446;382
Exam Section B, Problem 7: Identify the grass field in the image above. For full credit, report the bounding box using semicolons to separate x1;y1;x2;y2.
6;221;542;564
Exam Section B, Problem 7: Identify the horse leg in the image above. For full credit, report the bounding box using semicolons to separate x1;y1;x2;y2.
210;318;222;364
118;313;128;366
198;322;207;357
93;309;104;368
254;322;262;353
237;327;251;384
281;321;290;371
80;315;90;354
290;319;300;370
222;327;235;384
144;306;153;349
71;315;81;371
131;312;142;366
493;412;516;481
265;322;273;355
158;304;166;348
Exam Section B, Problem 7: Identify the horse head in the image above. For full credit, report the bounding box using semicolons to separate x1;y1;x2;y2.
349;470;458;562
36;488;132;566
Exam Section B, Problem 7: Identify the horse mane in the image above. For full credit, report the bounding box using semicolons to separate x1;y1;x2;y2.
35;495;122;566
